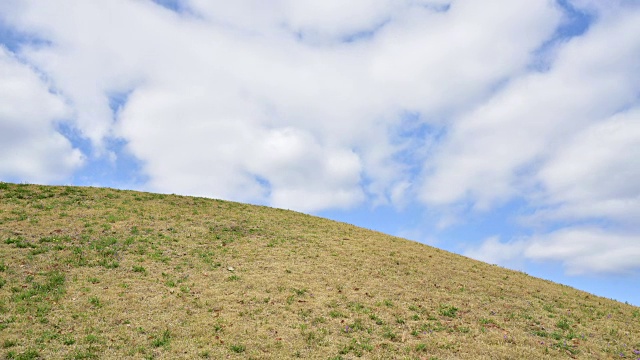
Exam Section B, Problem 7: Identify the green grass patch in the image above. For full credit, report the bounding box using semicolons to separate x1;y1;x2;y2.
439;304;458;318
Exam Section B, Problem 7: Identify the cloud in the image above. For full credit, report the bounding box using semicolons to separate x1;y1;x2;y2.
420;4;640;210
466;228;640;276
185;0;397;42
466;109;640;274
525;228;640;275
535;107;640;225
0;0;563;212
0;0;180;148
464;236;527;269
0;47;83;182
429;3;640;275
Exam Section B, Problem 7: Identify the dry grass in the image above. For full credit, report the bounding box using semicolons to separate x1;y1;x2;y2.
0;182;638;359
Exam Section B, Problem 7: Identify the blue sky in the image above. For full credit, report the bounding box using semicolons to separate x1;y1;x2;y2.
1;0;639;306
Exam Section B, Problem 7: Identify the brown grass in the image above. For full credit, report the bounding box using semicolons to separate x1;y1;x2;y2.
0;182;638;359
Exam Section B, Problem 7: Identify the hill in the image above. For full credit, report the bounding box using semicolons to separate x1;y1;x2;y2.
0;182;638;359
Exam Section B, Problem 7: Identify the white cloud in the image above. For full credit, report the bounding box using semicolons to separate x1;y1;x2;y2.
466;228;640;276
367;0;561;118
536;108;640;225
184;0;451;42
420;4;640;210
246;127;364;211
429;3;640;275
465;109;640;274
464;236;527;269
10;0;186;149
525;228;640;275
0;47;84;182
0;0;562;212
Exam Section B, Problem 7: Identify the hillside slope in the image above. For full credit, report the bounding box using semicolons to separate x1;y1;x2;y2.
0;183;638;359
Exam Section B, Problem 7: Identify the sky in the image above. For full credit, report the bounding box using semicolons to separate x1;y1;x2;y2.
1;0;639;306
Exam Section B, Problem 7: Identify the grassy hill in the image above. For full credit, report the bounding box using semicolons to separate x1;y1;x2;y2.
0;182;638;359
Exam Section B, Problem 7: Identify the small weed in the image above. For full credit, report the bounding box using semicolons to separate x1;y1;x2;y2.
85;334;99;344
382;326;398;341
339;338;372;356
311;316;326;325
89;296;102;308
348;302;368;313
151;329;171;348
132;265;146;274
439;304;458;318
13;271;66;303
293;288;307;296
5;237;36;249
347;318;365;332
98;259;119;269
557;318;570;330
229;344;245;353
13;348;40;360
552;340;580;355
479;318;496;325
299;308;312;319
532;330;549;338
370;313;384;325
213;323;224;333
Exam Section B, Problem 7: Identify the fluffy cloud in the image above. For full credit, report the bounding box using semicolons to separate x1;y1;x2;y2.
536;108;640;225
467;228;640;276
464;236;527;270
420;5;640;209
0;0;561;211
457;4;640;274
525;228;640;275
0;47;83;182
